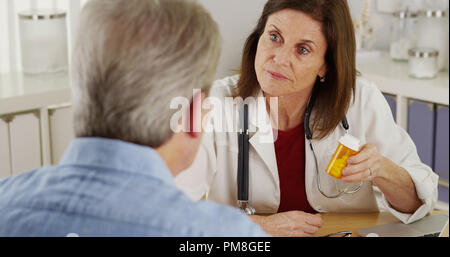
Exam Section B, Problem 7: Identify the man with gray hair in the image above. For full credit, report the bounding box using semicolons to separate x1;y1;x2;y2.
0;0;268;237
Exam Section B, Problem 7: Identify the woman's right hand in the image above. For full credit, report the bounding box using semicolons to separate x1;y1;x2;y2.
250;211;322;237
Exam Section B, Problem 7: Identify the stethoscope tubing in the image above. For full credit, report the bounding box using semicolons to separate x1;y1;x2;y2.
237;94;363;212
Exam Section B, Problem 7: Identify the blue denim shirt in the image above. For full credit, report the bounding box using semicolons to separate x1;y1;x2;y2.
0;137;268;237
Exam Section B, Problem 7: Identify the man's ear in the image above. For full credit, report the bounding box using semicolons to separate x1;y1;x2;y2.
188;90;205;138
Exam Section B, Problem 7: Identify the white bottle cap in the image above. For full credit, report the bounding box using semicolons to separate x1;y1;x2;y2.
338;134;360;151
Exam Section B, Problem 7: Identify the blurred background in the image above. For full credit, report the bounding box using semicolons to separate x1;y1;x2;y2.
0;0;448;210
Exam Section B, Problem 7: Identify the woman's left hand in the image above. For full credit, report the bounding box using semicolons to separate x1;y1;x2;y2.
340;144;384;183
340;143;423;213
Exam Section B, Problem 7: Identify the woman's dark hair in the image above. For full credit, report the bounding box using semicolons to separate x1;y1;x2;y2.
235;0;357;140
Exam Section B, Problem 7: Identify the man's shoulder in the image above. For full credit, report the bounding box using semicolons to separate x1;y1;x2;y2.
0;166;51;200
103;187;268;236
0;164;267;237
182;200;268;237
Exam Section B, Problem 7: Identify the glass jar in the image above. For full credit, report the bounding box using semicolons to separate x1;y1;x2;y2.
416;9;449;71
18;9;68;74
408;47;439;79
389;11;418;61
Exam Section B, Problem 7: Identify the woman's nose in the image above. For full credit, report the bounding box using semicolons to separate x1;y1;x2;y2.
272;46;291;66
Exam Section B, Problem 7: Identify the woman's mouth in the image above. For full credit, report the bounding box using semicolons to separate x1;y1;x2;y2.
266;70;289;81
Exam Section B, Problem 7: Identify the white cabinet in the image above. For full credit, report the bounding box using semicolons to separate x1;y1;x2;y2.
9;111;42;175
0;117;11;178
48;105;74;164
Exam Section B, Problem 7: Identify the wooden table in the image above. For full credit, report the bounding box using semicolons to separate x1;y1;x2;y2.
315;211;448;237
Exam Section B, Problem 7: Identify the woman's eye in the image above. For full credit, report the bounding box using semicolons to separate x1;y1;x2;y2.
269;33;279;42
298;46;310;55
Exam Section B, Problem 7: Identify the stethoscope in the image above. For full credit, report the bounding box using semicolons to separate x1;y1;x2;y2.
237;94;363;215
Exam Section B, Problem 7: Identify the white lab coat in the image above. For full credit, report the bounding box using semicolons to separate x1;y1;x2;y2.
175;75;438;224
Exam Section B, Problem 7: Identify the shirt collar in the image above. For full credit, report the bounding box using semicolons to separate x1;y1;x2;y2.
59;137;174;184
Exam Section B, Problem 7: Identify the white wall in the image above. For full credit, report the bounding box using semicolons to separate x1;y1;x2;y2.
1;0;448;75
0;0;265;76
0;0;9;73
199;0;448;79
197;0;267;80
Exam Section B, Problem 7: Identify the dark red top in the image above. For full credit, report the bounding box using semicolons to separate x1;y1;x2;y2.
274;123;316;213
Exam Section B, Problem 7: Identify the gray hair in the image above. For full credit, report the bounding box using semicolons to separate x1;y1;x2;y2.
71;0;221;147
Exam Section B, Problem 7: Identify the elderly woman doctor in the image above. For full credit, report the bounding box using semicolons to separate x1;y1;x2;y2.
175;0;438;237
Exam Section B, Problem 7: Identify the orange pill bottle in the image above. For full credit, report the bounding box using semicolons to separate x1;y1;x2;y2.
325;134;360;179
